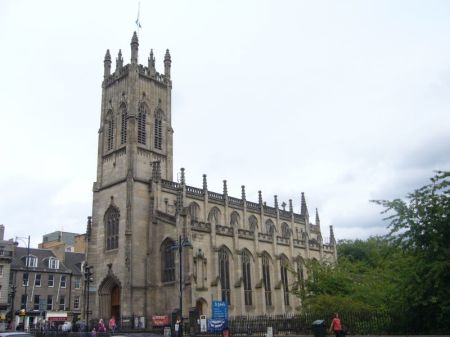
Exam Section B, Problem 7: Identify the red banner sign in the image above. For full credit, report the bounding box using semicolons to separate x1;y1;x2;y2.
152;315;169;327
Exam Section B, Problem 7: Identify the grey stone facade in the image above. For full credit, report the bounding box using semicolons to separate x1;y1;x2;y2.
86;32;337;323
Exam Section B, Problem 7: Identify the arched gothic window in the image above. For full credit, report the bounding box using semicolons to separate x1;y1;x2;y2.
106;110;114;151
120;104;127;144
104;206;120;250
262;253;272;306
230;211;240;227
281;222;290;238
208;207;221;226
218;247;231;304
265;219;275;236
281;256;290;306
188;202;201;221
242;250;252;306
138;103;147;145
161;239;175;282
154;109;163;150
248;215;258;232
297;258;305;292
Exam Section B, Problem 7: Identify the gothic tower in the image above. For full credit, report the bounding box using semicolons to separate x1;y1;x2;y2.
86;32;173;322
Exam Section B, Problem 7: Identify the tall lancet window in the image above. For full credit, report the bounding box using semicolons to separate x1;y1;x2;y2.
161;239;175;282
262;253;272;306
218;247;231;304
138;103;147;145
106;110;114;151
104;206;120;250
281;256;290;306
242;250;252;306
154;109;163;150
120;104;127;144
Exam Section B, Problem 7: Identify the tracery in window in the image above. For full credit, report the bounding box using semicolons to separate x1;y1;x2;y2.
161;239;175;282
265;219;275;236
120;104;127;144
262;252;272;306
208;207;221;226
218;247;231;304
106;110;114;151
248;215;258;232
281;222;290;238
154;109;163;150
281;255;290;306
230;211;240;227
138;103;147;145
188;202;201;221
242;250;252;306
105;206;120;250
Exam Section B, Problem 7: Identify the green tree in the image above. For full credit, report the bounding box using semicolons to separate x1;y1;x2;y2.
373;170;450;333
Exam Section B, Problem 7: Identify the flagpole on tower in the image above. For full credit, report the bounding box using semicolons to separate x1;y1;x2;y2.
136;1;142;35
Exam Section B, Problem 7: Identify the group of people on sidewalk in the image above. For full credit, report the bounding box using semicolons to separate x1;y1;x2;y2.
90;316;116;337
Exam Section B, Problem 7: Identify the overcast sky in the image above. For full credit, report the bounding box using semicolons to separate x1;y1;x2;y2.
1;0;449;247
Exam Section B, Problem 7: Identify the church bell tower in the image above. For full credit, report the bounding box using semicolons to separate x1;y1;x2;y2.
86;32;173;322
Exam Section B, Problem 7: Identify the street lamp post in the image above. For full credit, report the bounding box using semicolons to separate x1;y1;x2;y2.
9;284;16;329
172;235;192;337
15;236;30;330
84;264;93;328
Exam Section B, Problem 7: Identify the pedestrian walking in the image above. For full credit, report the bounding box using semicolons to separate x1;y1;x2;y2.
97;319;106;333
108;316;116;333
329;313;344;337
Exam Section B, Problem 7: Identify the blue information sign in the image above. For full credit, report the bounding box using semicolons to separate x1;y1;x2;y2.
212;300;228;320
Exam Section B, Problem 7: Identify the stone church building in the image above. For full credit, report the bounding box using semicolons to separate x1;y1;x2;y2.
85;32;337;323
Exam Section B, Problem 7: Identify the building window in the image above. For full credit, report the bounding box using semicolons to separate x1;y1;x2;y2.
262;253;272;306
35;274;41;287
59;295;65;311
297;260;305;292
22;273;29;286
74;276;81;289
33;295;40;311
48;257;59;269
281;223;290;239
0;265;3;276
154;109;163;150
281;257;290;306
106;110;115;151
120;104;127;144
161;240;175;282
188;202;200;221
47;295;53;310
138;103;147;145
74;296;80;310
249;215;258;232
265;220;275;236
208;207;221;226
218;248;231;304
230;211;240;227
60;276;66;288
242;250;252;306
48;274;54;287
21;294;27;309
26;256;38;268
105;206;120;250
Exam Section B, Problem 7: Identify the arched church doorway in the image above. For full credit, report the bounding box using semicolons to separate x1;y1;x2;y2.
195;298;207;315
99;275;121;321
111;285;120;320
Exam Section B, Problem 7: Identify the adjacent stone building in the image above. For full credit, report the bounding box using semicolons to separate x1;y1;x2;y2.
0;225;14;328
86;32;337;325
10;247;84;329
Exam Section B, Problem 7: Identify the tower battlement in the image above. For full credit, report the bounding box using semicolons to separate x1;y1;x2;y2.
103;32;171;88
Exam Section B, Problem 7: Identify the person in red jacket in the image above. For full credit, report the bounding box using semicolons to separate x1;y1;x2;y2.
329;313;344;337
